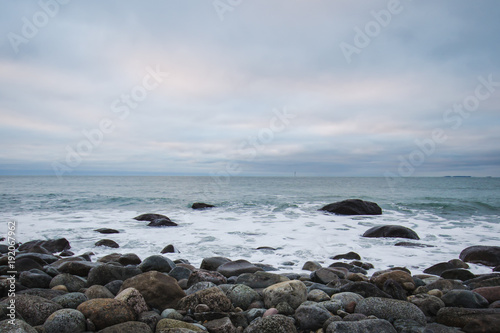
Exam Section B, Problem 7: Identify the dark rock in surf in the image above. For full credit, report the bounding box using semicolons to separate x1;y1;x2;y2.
423;259;469;276
95;228;120;234
200;257;232;271
320;199;382;215
161;244;179;253
460;245;500;267
331;251;361;260
216;259;264;277
441;268;475;281
362;225;419;240
148;219;178;227
192;202;215;209
134;213;178;227
18;238;71;253
95;239;120;248
138;255;176;273
395;242;435;248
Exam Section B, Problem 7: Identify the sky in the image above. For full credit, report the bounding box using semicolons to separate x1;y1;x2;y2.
0;0;499;177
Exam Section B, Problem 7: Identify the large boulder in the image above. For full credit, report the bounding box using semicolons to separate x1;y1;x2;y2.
43;308;87;333
262;280;307;310
362;225;419;240
15;294;63;326
119;271;186;311
441;290;489;308
57;260;101;277
133;213;178;227
216;259;264;277
355;297;426;326
200;257;231;271
460;246;500;267
18;238;71;253
320;199;382;215
77;298;135;330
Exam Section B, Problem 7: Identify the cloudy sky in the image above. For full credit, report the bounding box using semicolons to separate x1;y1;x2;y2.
1;1;499;177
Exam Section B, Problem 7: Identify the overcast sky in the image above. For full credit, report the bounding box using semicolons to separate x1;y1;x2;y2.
1;0;499;177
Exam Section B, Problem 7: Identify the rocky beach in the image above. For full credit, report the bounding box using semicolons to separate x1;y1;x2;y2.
1;199;500;333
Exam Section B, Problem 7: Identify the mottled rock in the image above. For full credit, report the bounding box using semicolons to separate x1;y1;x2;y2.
331;292;364;308
217;259;264;278
138;311;161;331
87;264;142;286
436;307;500;329
424;261;469;276
425;322;465;333
15;294;63;326
355;297;426;326
52;292;88;309
156;318;205;332
225;284;261;310
236;271;289;289
460;246;500;267
263;280;307;310
295;303;333;330
408;294;445;317
161;309;184;320
363;225;419;240
187;269;227;287
382;279;408;300
393;319;426;333
115;287;149;316
186;281;217;295
43;308;86;333
243;314;297;333
139;255;176;273
178;287;232;312
203;317;236;333
77;298;135;330
85;285;115;299
441;290;489;308
0;319;37;333
307;289;330;302
320;199;382;215
98;321;153;333
120;271;186;311
326;318;397;333
20;269;52;288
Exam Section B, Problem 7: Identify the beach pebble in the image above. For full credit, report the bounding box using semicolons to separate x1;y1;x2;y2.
95;239;120;248
178;287;232;312
49;273;85;292
115;287;149;316
319;199;382;215
225;284;261;310
243;314;297;333
408;294;445;317
217;259;264;278
76;298;135;330
263;280;307;310
85;285;115;299
187;269;227;287
424;260;468;276
96;321;153;333
326;318;396;333
52;292;88;309
43;308;86;333
355;297;427;326
15;294;63;326
441;290;489;308
138;255;176;273
120;271;186;311
362;225;420;240
295;303;333;330
20;269;52;289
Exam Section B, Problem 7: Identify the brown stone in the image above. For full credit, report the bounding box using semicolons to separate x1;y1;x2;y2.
77;298;135;330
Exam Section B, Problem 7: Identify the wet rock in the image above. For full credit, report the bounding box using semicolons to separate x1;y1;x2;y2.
95;228;119;234
472;286;500;303
466;274;500;289
415;279;467;294
10;257;43;272
225;284;261;310
19;269;52;288
460;246;500;267
355;297;426;326
263;280;307;310
52;292;88;309
302;261;322;271
0;319;37;332
49;273;86;292
85;285;115;299
362;225;419;240
156;318;205;332
408;294;445;317
394;242;435;248
57;261;101;277
425;322;465;333
87;264;142;286
382;279;408;300
192;202;214;209
441;268;475;281
441;290;489;308
340;281;392;298
307;282;338;297
236;271;289;289
115;287;149;317
393;319;426;333
203;317;236;333
161;244;179;253
243;314;297;333
187;269;227;287
161;308;184;320
200;257;231;271
186;281;217;295
118;253;142;266
178;287;232;312
120;271;186;311
138;255;176;273
147;218;178;227
97;321;153;333
77;298;135;330
138;311;161;331
15;294;63;326
320;199;382;215
43;308;86;333
371;270;415;291
326;318;397;333
16;252;59;264
436;307;500;330
331;291;364;308
217;259;264;277
307;289;330;302
332;251;361;260
18;238;71;253
311;267;341;285
17;288;66;299
95;239;120;248
105;280;124;295
295;303;333;330
169;266;193;281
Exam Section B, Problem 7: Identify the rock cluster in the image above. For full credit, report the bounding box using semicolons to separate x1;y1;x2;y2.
2;238;500;332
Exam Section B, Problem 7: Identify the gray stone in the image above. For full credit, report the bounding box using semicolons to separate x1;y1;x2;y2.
236;271;289;289
97;321;153;333
85;285;115;299
436;307;500;329
331;291;364;308
441;290;489;308
138;311;161;331
200;257;231;271
15;294;63;326
302;261;322;271
408;294;445;317
355;297;426;326
295;303;333;330
0;319;37;333
217;259;264;278
52;292;88;309
243;314;297;333
87;264;142;286
263;280;307;310
138;255;176;273
320;199;382;215
392;319;425;333
319;300;344;314
311;267;341;285
161;309;184;320
95;239;120;248
326;319;397;333
362;225;419;240
203;317;236;333
425;323;465;333
307;289;330;302
186;281;217;295
19;269;52;288
225;284;261;310
459;245;500;267
43;308;86;333
49;273;86;292
169;266;192;281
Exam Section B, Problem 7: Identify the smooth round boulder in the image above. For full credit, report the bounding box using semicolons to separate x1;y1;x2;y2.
200;256;231;271
192;202;214;209
95;228;120;234
295;303;333;330
362;225;419;240
49;273;86;292
52;292;88;309
441;290;489;308
95;239;120;248
225;284;261;310
459;246;500;267
43;308;86;333
216;259;264;277
355;297;426;326
138;255;176;273
15;294;63;326
243;314;297;333
320;199;382;215
263;280;307;310
87;264;142;286
85;285;115;299
20;269;52;288
77;298;135;330
472;286;500;303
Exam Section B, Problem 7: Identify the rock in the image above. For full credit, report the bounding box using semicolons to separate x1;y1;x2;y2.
321;300;345;314
217;259;264;278
395;242;435;248
52;292;88;309
192;202;215;209
319;199;382;215
17;288;66;299
77;298;135;330
120;271;186;311
311;268;341;285
134;213;169;221
16;252;59;264
138;311;161;331
57;261;101;277
187;269;228;287
243;314;297;333
156;318;205;331
105;280;124;295
9;257;43;272
382;279;408;300
295;303;333;330
18;238;71;253
424;262;465;276
118;253;142;266
441;268;475;281
408;294;445;317
49;273;86;292
466;275;500;290
355;297;427;326
307;289;331;302
97;321;153;333
200;257;232;271
138;255;176;273
362;225;419;240
147;219;178;227
425;322;465;333
115;287;149;316
371;270;415;291
331;292;364;309
161;309;184;320
161;244;179;253
169;266;193;281
0;319;37;333
95;228;120;234
436;307;500;329
302;261;322;271
326;318;397;333
332;252;361;260
85;285;115;299
225;284;261;310
460;246;500;267
340;281;392;298
178;287;232;312
393;319;426;333
441;290;489;308
415;279;467;294
87;264;142;286
19;269;52;288
472;286;500;303
15;294;63;326
263;280;307;310
95;239;120;248
236;271;289;289
186;281;217;295
203;317;236;333
43;308;86;333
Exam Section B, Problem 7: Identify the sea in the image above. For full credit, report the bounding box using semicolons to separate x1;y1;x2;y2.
1;176;499;275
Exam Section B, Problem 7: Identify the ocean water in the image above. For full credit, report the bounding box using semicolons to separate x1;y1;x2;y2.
1;176;499;275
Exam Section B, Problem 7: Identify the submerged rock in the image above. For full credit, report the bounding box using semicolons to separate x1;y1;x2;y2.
362;225;419;240
320;199;382;215
133;213;178;227
192;202;215;209
95;239;120;248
